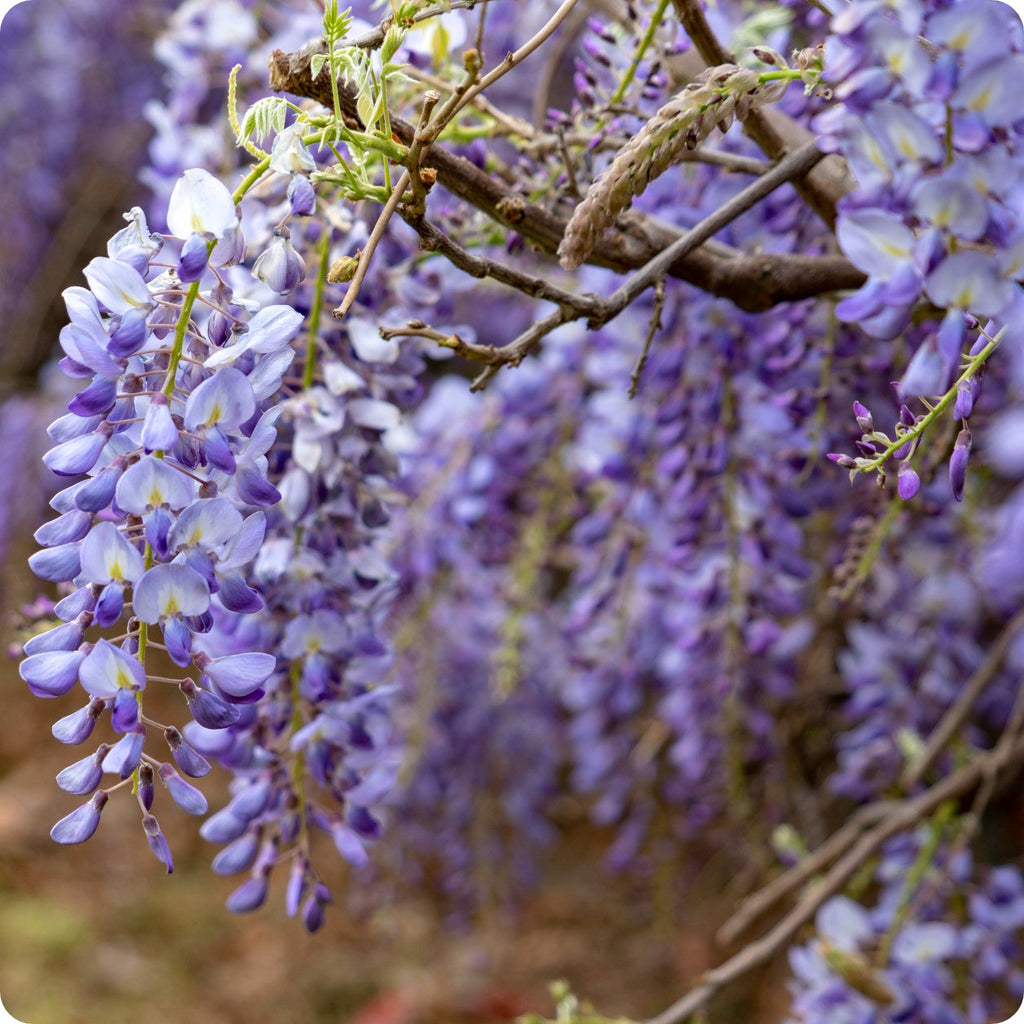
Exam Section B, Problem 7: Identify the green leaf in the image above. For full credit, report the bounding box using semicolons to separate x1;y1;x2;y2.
240;97;289;145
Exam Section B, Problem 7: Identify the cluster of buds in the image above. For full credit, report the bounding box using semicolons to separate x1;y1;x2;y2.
829;400;925;500
558;47;822;269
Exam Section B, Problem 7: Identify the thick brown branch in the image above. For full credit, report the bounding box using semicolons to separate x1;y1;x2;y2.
268;45;865;312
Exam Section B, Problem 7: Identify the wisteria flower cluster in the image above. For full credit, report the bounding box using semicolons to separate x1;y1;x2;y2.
21;172;297;868
12;0;1024;1020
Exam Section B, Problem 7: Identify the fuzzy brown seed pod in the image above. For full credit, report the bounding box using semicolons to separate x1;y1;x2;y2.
557;62;790;270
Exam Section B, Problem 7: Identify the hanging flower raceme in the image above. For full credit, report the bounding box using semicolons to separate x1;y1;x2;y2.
21;168;299;872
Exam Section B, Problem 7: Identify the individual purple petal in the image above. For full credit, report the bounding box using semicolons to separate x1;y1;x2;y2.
287;174;316;216
142;813;174;874
234;467;281;506
51;700;105;745
225;875;269;913
102;728;145;779
115;455;195;513
180;679;240;729
183;366;255;432
56;747;108;795
59;321;123;377
34;509;93;547
227;779;271;822
157;763;208;815
200;806;249;843
182;722;236;758
247;347;296;401
51;790;108;844
899;340;947;398
29;542;83;583
164;726;211;778
19;650;85;698
83;256;153;316
285;858;307;916
68;376;117;418
133;563;211;624
211;832;259;875
198;652;276;698
145;506;174;561
23;618;85;656
43;430;108;477
48;411;103;443
74;464;123;512
204;427;236;474
111;687;140;732
162;614;194;667
54;587;96;622
80;521;144;584
108;308;149;357
219;511;266;568
331;822;369;867
140;394;180;452
216;571;264;613
177;232;211;282
93;581;126;629
78;638;146;699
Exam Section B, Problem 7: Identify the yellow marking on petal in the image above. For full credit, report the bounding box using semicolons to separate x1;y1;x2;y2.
969;86;993;112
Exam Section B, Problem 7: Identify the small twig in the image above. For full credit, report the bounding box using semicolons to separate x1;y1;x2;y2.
716;800;896;946
447;0;583;137
556;124;581;199
401;213;605;318
333;169;410;319
629;278;665;398
406;90;442;217
469;309;568;390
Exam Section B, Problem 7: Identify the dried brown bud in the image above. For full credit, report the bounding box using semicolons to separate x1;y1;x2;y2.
327;255;360;284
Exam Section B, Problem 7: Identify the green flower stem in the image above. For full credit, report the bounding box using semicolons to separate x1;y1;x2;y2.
857;326;1004;477
233;157;271;204
303;229;333;390
610;0;671;106
162;267;207;399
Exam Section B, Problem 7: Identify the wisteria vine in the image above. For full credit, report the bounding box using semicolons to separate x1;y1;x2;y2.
11;0;1024;1021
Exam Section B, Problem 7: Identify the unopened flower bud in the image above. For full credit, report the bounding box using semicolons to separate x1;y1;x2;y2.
897;462;920;500
852;401;874;434
252;227;305;294
949;427;972;502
